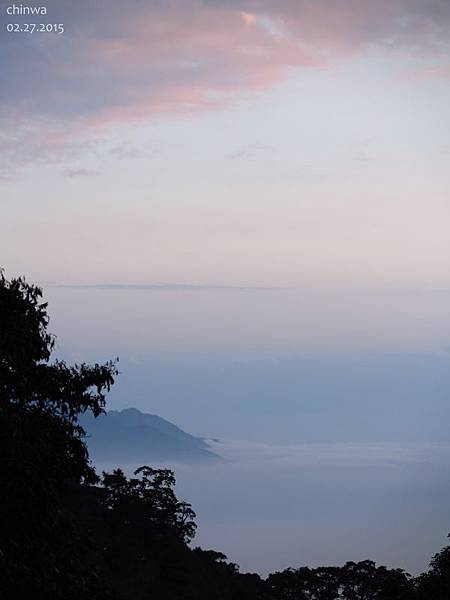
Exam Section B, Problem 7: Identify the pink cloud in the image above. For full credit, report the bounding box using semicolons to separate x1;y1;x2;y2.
1;0;450;173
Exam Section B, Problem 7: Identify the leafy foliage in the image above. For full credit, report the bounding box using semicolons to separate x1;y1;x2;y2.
0;270;117;598
266;561;416;600
416;537;450;599
101;466;197;542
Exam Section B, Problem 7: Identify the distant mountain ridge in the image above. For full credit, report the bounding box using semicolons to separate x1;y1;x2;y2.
80;408;220;463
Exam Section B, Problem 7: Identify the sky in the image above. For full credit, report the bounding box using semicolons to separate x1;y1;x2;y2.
1;0;450;292
1;0;450;574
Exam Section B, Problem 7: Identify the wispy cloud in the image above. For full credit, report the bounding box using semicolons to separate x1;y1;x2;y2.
228;143;276;161
44;282;288;291
63;168;100;178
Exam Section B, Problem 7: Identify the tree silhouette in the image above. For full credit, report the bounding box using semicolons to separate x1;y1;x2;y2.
101;467;196;543
0;270;117;598
416;537;450;599
266;561;416;600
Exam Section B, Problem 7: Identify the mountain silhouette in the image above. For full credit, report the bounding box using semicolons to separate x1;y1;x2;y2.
80;408;220;463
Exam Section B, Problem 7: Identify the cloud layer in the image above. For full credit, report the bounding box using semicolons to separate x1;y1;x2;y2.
1;0;450;173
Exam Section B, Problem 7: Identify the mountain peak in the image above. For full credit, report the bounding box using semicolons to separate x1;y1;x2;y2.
81;408;220;464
